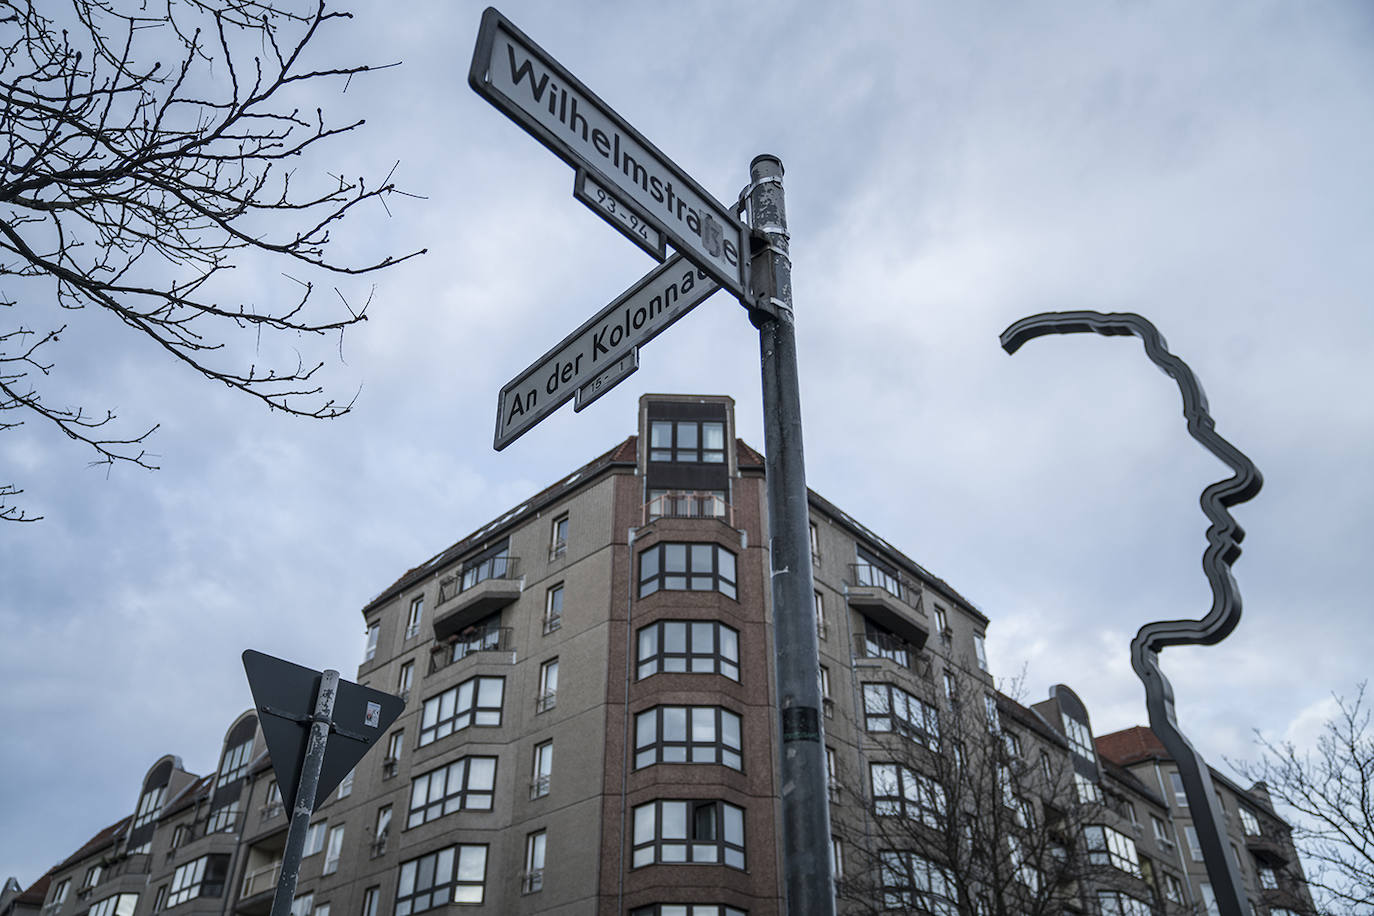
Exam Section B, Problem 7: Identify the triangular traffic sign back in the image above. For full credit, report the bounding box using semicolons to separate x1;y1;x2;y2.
242;650;405;813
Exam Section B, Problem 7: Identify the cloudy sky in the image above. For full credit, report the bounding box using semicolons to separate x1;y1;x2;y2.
3;0;1372;886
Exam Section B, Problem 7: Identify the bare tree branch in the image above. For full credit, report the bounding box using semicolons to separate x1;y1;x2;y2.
0;0;425;519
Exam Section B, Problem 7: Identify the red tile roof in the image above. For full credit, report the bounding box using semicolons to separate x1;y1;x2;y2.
1095;725;1169;766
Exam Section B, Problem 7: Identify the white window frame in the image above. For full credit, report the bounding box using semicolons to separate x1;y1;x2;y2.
521;831;546;894
323;825;345;875
531;741;553;799
363;622;379;662
537;659;559;713
405;596;423;640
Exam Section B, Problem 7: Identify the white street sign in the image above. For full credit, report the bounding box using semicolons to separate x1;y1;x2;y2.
494;255;719;449
575;348;638;412
469;7;749;301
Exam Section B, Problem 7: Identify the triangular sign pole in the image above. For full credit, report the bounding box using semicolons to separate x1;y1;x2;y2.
242;651;404;916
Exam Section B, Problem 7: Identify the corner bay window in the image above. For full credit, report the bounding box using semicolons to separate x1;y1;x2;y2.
639;543;736;599
863;682;938;747
408;756;497;827
167;855;229;908
636;620;739;680
418;676;504;747
880;852;956;916
1085;825;1142;876
632;800;745;869
635;706;742;769
395;845;487;912
870;763;946;826
88;895;138;916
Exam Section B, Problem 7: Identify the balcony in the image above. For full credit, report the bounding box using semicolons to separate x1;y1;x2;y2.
1247;831;1293;866
645;491;732;525
427;626;513;675
845;564;929;650
853;631;933;679
433;558;522;640
238;861;281;909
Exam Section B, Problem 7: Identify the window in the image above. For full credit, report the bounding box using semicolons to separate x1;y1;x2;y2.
943;671;956;701
372;806;391;858
531;741;553;798
363;622;379;662
166;855;228;907
638;543;737;599
1152;815;1171;846
1002;730;1023;759
814;590;826;639
360;887;379;916
1259;866;1278;889
831;836;843;884
879;852;956;915
83;867;102;889
631;907;746;916
405;597;423;640
314;905;330;916
1162;872;1185;903
1239;806;1261;836
636;620;739;681
820;665;833;717
218;739;252;787
1075;772;1103;804
170;824;191;849
632;800;745;869
863;683;938;747
1085;825;1142;876
134;786;165;828
289;894;312;916
337;768;354;799
407;756;497;827
870;763;946;826
974;633;988;670
447;611;504;662
1097;891;1151;916
323;825;345;874
386;730;404;763
1184;825;1204;861
47;880;70;914
1064;715;1095;760
395;845;487;912
544;585;563;634
522;831;546;894
635;706;742;769
984;694;1001;732
418;676;504;746
809;521;820;561
827;747;839;798
304;821;327;856
152;886;167;914
1169;771;1188;807
550;515;569;559
649;419;725;463
932;605;949;636
206;800;239;833
397;661;414;697
1040;751;1054;783
537;658;559;712
1200;884;1219;916
88;896;138;916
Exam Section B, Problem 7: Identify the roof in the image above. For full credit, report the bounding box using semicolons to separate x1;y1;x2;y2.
54;818;130;871
996;691;1068;748
160;774;213;820
16;873;52;907
362;436;639;614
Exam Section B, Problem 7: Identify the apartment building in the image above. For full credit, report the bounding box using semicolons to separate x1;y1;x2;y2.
1096;727;1315;916
14;394;1315;916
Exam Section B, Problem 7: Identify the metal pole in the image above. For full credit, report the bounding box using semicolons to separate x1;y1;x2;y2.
748;154;835;916
270;670;338;916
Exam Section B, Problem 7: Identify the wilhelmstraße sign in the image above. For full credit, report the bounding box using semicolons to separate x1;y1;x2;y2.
469;7;748;302
495;255;718;449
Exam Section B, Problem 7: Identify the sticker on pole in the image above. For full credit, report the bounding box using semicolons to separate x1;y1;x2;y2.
365;702;381;728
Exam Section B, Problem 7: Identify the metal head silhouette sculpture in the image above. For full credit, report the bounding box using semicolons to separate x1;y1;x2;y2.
1001;311;1262;916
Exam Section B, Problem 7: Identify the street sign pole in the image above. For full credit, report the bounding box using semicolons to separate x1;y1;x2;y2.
269;669;338;916
747;154;836;915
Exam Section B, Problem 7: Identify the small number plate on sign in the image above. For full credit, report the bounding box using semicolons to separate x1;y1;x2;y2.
365;701;381;728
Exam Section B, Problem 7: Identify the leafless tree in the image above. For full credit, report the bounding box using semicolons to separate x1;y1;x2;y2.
1236;684;1374;915
0;0;422;520
833;669;1148;916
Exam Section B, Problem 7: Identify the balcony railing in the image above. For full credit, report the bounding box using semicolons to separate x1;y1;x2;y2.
437;556;519;606
521;870;544;894
535;690;557;714
849;563;913;604
853;631;932;679
369;834;388;860
240;862;281;899
644;491;732;525
529;775;550;799
428;626;513;675
259;800;284;822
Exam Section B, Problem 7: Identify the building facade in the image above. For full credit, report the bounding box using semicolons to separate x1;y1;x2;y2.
16;395;1315;916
